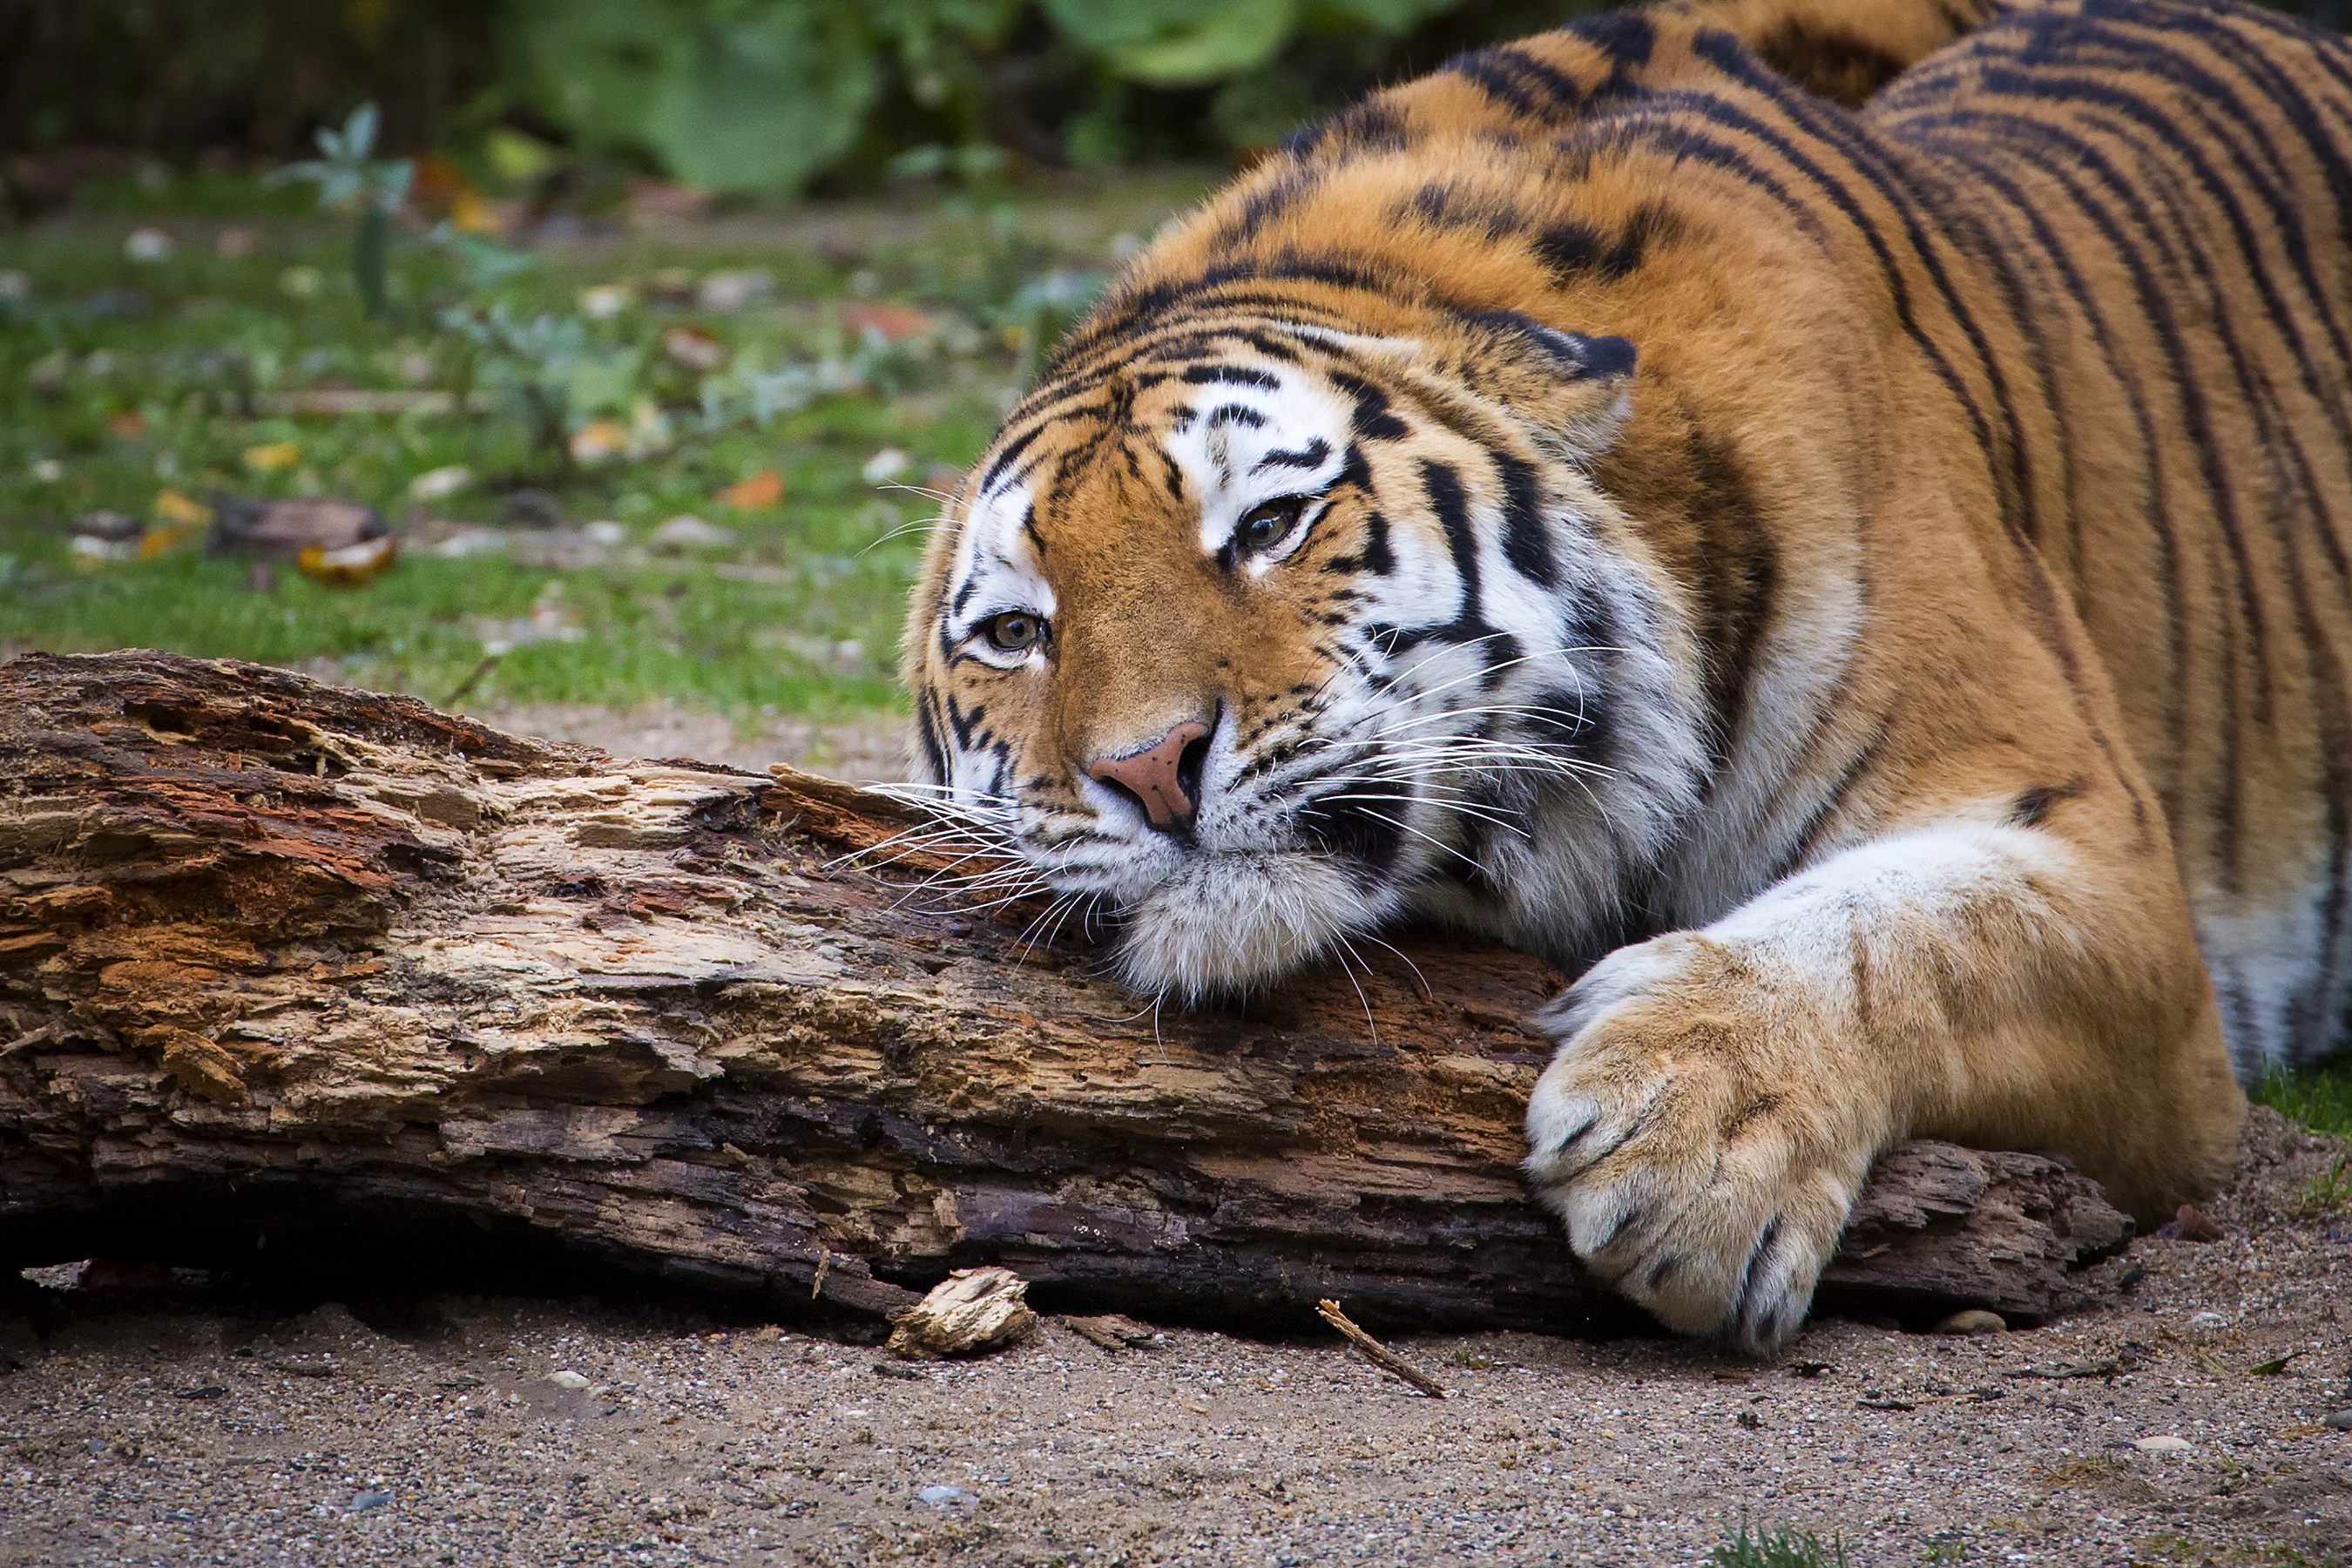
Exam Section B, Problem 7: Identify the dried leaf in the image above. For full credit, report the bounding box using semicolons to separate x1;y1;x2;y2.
295;536;397;587
715;469;784;510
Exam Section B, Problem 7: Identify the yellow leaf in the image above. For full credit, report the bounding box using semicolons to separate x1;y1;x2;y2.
152;489;211;527
138;523;200;560
243;440;300;474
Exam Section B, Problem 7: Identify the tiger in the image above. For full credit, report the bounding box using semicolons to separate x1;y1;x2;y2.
900;0;2352;1351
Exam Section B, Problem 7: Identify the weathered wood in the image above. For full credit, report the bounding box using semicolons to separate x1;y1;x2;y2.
0;652;2133;1335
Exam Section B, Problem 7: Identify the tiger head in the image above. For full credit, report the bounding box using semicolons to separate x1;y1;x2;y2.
902;292;1709;1000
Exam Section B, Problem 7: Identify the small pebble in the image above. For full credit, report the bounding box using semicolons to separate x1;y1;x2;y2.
2133;1436;2193;1453
544;1370;591;1390
72;510;141;543
1932;1309;2007;1336
917;1484;972;1508
2322;1410;2352;1431
650;514;736;551
346;1489;391;1512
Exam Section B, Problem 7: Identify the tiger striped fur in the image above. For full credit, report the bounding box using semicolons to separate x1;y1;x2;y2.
902;0;2352;1349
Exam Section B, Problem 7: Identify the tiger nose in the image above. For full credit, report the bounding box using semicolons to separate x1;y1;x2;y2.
1088;720;1212;832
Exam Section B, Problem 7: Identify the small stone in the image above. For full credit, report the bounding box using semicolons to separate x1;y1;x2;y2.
917;1484;972;1508
497;490;565;529
2322;1410;2352;1431
696;269;772;312
2133;1435;2194;1453
72;510;141;542
1932;1309;2008;1336
578;284;635;321
544;1370;591;1390
345;1489;391;1512
408;465;472;503
651;514;735;551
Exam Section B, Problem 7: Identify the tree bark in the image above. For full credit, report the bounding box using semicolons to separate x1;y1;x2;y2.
0;652;2133;1335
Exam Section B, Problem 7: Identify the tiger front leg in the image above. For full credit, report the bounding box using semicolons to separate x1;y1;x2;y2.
1522;817;2240;1354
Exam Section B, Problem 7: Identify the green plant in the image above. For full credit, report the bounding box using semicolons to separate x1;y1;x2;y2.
2292;1152;2352;1216
507;0;1022;196
1713;1521;1849;1568
2252;1058;2352;1139
1037;0;1454;88
268;104;414;318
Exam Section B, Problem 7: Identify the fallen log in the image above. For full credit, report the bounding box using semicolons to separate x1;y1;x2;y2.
0;652;2133;1335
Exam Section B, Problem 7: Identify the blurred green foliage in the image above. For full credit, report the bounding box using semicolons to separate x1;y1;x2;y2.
2;0;1575;199
10;0;2349;203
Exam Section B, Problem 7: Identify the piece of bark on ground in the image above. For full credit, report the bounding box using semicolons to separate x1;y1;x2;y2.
0;652;2135;1333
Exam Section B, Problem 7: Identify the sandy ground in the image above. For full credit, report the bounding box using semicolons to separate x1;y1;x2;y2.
3;1113;2347;1568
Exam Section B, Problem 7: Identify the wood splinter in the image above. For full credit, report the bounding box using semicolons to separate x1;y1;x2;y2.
1062;1315;1167;1353
1317;1298;1449;1399
886;1267;1040;1361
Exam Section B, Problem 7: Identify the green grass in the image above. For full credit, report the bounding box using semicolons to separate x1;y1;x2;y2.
1713;1522;1849;1568
0;174;1206;727
2252;1058;2352;1139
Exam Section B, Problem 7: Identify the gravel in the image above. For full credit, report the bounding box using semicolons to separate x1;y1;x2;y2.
2;1114;2345;1566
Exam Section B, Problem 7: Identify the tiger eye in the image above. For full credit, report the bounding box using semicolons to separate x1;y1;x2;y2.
1238;497;1306;556
984;612;1042;653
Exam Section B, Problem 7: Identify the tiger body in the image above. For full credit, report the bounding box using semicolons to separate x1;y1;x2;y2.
905;0;2352;1348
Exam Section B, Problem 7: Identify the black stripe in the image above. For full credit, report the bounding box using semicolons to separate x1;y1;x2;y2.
1183;364;1279;389
1494;449;1558;588
1420;458;1484;630
1253;439;1331;474
914;690;949;784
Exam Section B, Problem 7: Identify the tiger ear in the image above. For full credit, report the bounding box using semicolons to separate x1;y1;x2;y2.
1469;311;1637;463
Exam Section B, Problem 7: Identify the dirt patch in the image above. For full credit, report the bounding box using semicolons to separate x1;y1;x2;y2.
3;1113;2347;1566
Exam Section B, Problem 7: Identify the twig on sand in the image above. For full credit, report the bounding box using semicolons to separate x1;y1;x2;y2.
1316;1299;1447;1398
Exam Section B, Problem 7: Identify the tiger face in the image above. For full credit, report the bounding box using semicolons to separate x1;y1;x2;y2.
903;308;1709;999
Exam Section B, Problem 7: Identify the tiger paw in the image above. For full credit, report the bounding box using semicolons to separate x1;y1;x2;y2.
1520;936;1880;1355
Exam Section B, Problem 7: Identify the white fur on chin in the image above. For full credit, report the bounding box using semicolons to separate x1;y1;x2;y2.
1112;851;1388;1000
